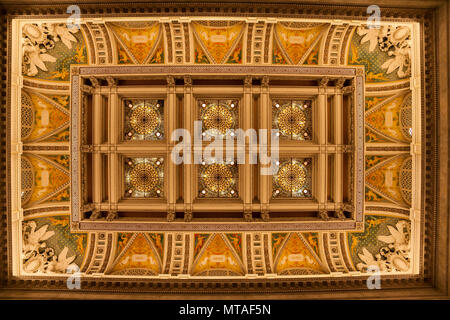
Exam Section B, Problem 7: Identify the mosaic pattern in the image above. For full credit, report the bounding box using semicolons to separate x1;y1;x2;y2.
46;187;70;202
365;154;411;206
124;157;164;198
272;99;312;140
272;233;288;258
148;233;164;259
273;23;326;65
273;42;289;65
274;233;326;275
365;92;412;143
108;233;161;275
22;91;70;143
225;40;243;64
303;42;320;65
193;234;210;260
192;234;244;276
124;99;164;141
24;155;70;206
44;155;70;170
192;22;244;64
225;233;243;259
272;158;312;198
303;232;320;257
194;38;211;64
109;22;162;65
365;155;391;170
148;41;164;64
116;233;135;256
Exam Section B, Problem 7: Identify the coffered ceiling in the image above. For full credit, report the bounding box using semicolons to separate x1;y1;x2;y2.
1;0;448;299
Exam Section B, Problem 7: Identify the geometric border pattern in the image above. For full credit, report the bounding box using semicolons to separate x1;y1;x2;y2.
0;1;447;298
71;65;365;232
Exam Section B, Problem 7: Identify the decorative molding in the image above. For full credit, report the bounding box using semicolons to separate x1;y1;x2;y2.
1;2;443;297
71;65;365;232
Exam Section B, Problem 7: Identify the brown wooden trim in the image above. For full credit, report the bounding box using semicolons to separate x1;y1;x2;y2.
435;0;450;296
0;1;448;299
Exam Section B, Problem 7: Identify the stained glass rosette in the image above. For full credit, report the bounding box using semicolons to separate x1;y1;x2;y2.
124;99;164;141
198;159;239;198
124;157;164;198
272;100;312;141
272;158;312;198
199;99;238;139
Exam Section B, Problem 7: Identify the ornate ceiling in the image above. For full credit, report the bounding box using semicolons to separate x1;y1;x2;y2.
1;0;448;298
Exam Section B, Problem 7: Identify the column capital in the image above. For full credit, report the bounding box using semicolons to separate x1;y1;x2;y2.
167;212;176;222
167;75;176;86
89;77;100;88
319;77;330;88
261;75;269;88
335;210;346;220
90;210;102;220
261;212;270;222
244;75;252;88
183;75;192;86
80;85;93;94
106;211;118;221
318;210;329;220
343;203;354;212
184;211;193;222
106;76;117;87
82;203;95;212
167;204;176;222
342;85;355;94
335;78;345;89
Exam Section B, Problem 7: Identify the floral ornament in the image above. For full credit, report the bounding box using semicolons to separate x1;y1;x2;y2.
46;247;76;273
357;25;411;78
22;38;57;76
22;23;80;77
22;221;77;274
22;221;54;257
356;220;411;272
